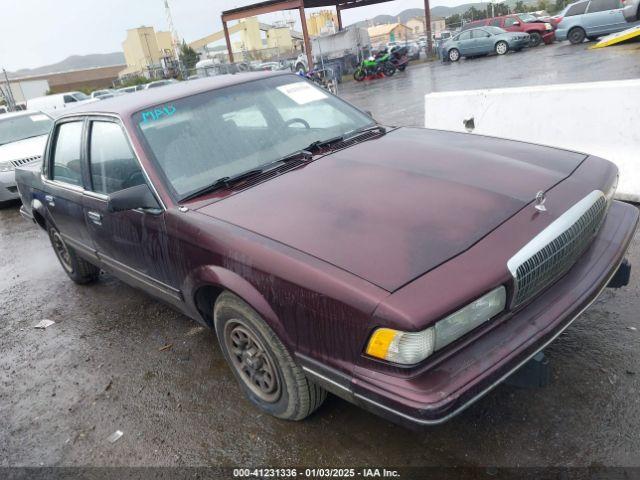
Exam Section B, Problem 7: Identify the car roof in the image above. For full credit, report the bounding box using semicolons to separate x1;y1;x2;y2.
0;109;51;120
56;71;286;120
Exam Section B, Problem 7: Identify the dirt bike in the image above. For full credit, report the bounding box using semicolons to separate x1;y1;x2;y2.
353;52;396;82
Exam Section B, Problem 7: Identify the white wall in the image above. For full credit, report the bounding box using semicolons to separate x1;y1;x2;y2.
425;80;640;202
8;79;50;103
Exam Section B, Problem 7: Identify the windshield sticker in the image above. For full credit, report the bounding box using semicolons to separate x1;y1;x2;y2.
30;114;50;122
140;105;176;124
277;82;327;105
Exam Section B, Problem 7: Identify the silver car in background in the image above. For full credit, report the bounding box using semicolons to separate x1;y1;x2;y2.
0;111;53;204
442;27;530;62
623;0;640;20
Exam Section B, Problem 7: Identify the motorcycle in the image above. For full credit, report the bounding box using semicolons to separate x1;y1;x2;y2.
388;46;410;72
353;51;396;82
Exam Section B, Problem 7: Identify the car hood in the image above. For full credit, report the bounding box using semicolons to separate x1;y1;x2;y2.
195;128;586;291
0;135;47;163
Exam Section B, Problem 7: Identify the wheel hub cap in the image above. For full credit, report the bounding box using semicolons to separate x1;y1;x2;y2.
225;322;281;403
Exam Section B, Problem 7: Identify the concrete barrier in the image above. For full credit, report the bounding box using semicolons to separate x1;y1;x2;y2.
424;79;640;201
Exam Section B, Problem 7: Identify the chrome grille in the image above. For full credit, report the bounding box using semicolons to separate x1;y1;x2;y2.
508;190;607;308
11;155;41;168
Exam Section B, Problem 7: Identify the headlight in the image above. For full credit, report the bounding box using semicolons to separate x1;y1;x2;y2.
545;23;552;30
366;286;506;365
0;161;15;173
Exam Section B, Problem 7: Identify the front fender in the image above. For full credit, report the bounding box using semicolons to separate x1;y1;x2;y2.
183;265;284;341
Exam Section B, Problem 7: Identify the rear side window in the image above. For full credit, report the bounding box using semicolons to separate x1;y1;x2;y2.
63;95;77;103
89;121;144;195
587;0;620;11
490;18;502;27
566;1;588;15
472;29;491;38
52;122;83;186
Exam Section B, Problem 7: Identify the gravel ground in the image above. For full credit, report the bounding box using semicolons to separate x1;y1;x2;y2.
1;40;640;469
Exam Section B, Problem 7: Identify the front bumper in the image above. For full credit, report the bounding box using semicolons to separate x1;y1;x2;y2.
542;30;556;43
302;200;638;428
0;171;19;202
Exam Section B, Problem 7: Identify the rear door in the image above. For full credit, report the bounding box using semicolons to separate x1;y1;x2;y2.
471;28;494;54
584;0;627;34
456;30;474;54
81;116;181;304
43;118;98;262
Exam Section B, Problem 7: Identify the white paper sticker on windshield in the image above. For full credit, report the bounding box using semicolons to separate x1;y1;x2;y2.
277;82;327;105
30;114;50;122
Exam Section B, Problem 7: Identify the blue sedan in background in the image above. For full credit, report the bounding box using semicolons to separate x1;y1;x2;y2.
442;27;531;62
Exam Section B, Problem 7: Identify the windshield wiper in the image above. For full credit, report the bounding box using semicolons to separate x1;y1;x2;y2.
344;124;386;140
180;168;265;202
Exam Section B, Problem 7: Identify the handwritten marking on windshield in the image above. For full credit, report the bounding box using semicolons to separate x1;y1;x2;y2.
140;105;176;124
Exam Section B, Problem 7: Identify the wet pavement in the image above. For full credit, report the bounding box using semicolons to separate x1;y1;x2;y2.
2;41;640;469
339;41;640;127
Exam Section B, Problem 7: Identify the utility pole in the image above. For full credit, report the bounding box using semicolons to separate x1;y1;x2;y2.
164;0;184;77
424;0;433;57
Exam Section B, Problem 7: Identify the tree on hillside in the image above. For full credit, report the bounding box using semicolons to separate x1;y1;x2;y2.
463;6;487;21
513;1;527;12
179;41;200;70
445;13;462;28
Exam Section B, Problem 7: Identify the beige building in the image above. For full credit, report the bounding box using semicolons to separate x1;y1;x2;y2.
367;23;411;45
307;10;338;36
120;26;175;78
405;16;447;37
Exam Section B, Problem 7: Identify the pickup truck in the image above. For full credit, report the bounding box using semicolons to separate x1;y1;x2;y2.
462;13;556;47
15;71;637;428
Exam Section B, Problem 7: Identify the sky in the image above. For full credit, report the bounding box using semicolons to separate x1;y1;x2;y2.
0;0;463;72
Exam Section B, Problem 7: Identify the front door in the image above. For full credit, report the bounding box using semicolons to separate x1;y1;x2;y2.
81;117;181;304
44;119;98;262
471;28;494;54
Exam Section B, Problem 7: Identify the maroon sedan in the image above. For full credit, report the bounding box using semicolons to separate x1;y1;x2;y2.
16;72;637;427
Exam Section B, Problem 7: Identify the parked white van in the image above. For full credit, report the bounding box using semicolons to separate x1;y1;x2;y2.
26;92;94;112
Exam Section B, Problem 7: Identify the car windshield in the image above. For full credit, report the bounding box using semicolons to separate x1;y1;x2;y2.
485;26;507;34
517;13;538;22
135;75;374;200
0;113;53;146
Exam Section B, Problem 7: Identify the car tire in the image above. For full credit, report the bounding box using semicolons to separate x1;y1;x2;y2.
448;48;460;62
528;32;542;47
214;291;327;421
568;27;586;44
495;41;509;55
47;224;100;284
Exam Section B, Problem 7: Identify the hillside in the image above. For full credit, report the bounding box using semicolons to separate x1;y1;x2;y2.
9;52;125;78
349;0;538;27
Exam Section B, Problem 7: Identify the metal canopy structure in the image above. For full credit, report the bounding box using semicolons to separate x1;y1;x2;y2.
221;0;433;68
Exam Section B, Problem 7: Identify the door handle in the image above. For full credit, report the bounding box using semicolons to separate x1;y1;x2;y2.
45;194;55;207
87;211;102;225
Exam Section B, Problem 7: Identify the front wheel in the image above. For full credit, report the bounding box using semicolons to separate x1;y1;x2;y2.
382;62;396;77
495;41;509;55
568;27;586;44
448;48;460;62
353;68;366;82
528;32;542;47
214;291;327;421
48;225;100;284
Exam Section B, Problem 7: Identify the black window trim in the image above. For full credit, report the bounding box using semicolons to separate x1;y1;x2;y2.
45;116;88;191
43;113;166;211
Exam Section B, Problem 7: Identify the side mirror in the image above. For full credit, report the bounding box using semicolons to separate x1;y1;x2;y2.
107;183;160;213
513;21;521;25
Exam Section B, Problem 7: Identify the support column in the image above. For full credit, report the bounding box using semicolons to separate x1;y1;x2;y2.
223;20;234;63
424;0;433;57
299;6;313;70
336;3;343;31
